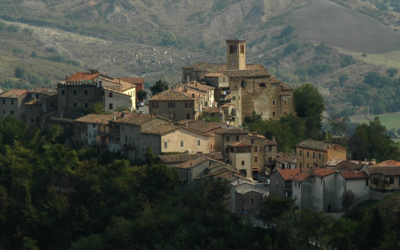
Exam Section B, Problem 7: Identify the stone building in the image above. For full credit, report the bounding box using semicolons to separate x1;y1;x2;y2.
270;169;300;198
296;139;347;169
0;89;29;120
25;88;58;128
181;37;295;123
275;152;297;170
148;89;196;120
214;128;277;178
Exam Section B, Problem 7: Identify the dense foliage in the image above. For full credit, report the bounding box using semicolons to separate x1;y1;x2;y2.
150;79;170;95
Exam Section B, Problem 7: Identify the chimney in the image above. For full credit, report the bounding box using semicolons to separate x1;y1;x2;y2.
371;159;376;165
253;132;257;136
113;113;116;121
273;136;276;141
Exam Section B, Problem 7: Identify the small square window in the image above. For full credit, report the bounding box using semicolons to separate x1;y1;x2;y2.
74;103;77;108
2;99;5;104
251;139;255;144
226;136;230;142
11;100;14;105
109;103;113;109
85;90;88;95
51;102;54;108
84;103;88;108
197;140;201;146
116;137;120;142
181;141;184;147
255;157;258;162
109;92;113;98
272;112;276;116
61;90;65;95
73;90;77;95
164;142;168;148
390;178;394;184
30;118;34;123
109;136;113;141
10;111;14;115
35;94;39;99
236;136;239;142
241;161;245;165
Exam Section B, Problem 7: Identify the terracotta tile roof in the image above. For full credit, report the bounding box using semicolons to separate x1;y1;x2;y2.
208;162;226;170
29;88;57;96
276;169;301;180
248;133;266;139
149;89;194;101
176;119;195;125
113;113;157;125
158;152;223;164
228;141;253;147
25;100;42;105
75;113;117;125
176;155;208;169
202;107;221;114
185;81;215;91
0;89;28;98
140;124;178;135
341;171;369;179
296;139;347;152
291;172;313;181
187;120;225;133
214;128;249;134
312;168;336;177
67;72;100;81
119;78;144;85
368;166;400;176
218;172;249;182
371;160;400;167
205;73;225;77
275;152;296;164
175;87;206;98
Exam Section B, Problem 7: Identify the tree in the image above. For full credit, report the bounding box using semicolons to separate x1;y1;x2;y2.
339;74;349;86
294;83;325;137
327;114;349;136
366;208;385;249
86;102;104;115
14;66;27;80
144;145;158;165
137;89;147;101
258;196;297;228
386;68;398;77
372;176;382;190
150;79;169;95
327;218;357;249
342;190;358;211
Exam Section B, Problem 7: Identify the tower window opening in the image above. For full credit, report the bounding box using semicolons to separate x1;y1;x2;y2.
240;45;245;54
230;45;237;54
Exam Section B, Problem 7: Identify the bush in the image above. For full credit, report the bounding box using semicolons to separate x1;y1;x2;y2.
339;74;349;86
341;55;356;67
283;42;302;56
6;25;19;33
12;47;23;54
315;42;332;55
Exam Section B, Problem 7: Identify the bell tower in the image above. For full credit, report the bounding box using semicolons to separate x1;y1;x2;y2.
226;37;246;70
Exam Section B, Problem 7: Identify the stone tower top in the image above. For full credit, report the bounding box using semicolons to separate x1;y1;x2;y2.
226;36;246;71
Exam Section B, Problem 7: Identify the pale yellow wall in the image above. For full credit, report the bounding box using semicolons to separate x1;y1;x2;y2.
227;41;246;70
123;87;136;111
161;128;210;154
229;152;252;177
296;148;327;169
327;147;347;162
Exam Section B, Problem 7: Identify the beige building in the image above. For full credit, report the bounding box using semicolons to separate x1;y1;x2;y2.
0;89;29;120
296;139;347;169
368;166;400;191
182;37;295;122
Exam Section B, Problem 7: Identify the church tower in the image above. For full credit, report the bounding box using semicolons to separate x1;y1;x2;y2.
226;37;246;70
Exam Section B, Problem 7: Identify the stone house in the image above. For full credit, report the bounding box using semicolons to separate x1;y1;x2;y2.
215;128;277;178
233;185;265;215
181;37;295;122
25;88;58;128
367;166;400;191
275;152;297;170
0;89;29;120
270;169;301;198
181;81;215;108
184;120;229;152
148;89;196;120
296;139;347;169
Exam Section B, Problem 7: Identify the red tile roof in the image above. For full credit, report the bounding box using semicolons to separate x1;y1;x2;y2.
67;72;100;81
205;73;225;77
371;160;400;167
291;172;313;181
149;89;194;101
119;78;144;85
276;169;301;180
368;166;400;176
103;87;131;97
312;168;336;177
0;89;28;98
341;171;369;179
114;113;161;125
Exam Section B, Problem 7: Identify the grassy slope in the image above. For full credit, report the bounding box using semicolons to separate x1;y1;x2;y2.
349;112;400;131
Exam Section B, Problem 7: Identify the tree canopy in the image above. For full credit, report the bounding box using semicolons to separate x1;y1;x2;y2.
150;79;169;95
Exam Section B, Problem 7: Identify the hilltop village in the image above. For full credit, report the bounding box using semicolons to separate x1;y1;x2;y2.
1;37;399;217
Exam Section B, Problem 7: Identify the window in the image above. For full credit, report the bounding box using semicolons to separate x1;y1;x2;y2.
51;102;54;108
62;90;65;95
30;118;34;123
85;90;88;95
164;142;168;148
116;137;120;142
73;90;77;95
230;147;234;153
251;139;255;144
284;100;287;105
276;181;278;187
223;78;225;82
226;147;229;153
109;136;113;141
240;44;245;54
93;124;95;128
2;110;4;114
232;96;236;100
299;150;302;156
187;113;190;119
152;102;159;108
241;161;245;165
300;163;302;168
226;136;230;142
181;141;184;147
272;112;276;116
295;182;297;188
84;103;88;108
229;45;237;54
236;136;239;142
168;102;175;108
185;102;193;108
74;103;77;108
390;178;394;184
226;160;229;164
366;180;369;187
272;100;276;105
307;164;309;168
307;151;309;158
109;103;113;109
11;100;14;105
269;157;272;162
116;125;120;129
269;146;272;152
2;99;4;104
255;157;258;162
319;153;321;159
254;146;258;152
109;92;113;98
313;152;315;158
197;140;201;146
109;124;112;128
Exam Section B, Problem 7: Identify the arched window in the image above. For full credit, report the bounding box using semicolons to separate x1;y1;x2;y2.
259;83;267;87
272;100;276;105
